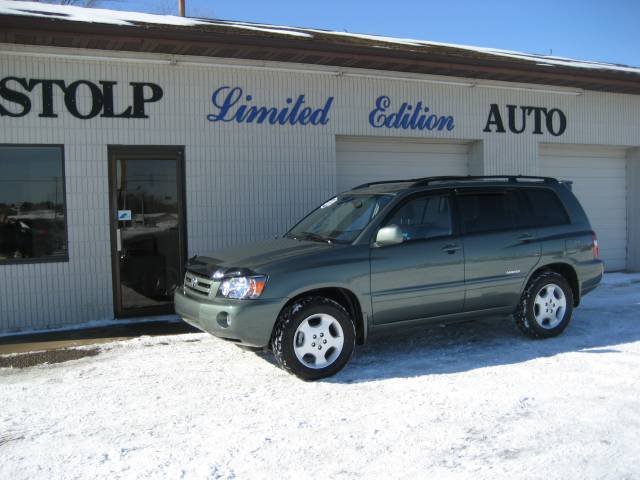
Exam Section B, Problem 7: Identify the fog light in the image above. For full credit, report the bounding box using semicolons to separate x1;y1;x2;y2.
216;311;229;328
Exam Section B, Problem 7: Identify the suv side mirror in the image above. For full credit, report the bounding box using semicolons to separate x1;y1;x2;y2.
375;225;404;247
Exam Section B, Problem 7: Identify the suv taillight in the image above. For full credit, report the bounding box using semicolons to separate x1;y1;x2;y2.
592;233;599;258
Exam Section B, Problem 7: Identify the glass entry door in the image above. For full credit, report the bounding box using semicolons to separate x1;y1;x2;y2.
108;147;186;317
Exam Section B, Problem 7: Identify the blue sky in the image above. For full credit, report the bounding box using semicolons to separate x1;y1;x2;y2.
100;0;640;67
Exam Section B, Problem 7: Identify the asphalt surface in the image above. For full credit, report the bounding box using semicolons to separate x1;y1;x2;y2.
0;320;198;367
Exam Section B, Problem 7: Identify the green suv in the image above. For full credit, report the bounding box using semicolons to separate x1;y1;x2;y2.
175;176;604;380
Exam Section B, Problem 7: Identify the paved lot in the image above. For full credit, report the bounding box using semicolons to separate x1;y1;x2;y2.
1;274;639;479
0;319;196;356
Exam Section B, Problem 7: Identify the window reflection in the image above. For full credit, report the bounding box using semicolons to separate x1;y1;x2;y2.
116;158;180;308
0;146;67;262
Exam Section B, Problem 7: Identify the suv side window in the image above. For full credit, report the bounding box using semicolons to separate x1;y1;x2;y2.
383;194;452;241
458;190;526;233
519;188;570;227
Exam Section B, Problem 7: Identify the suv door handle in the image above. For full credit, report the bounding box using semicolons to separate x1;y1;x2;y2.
518;233;537;243
442;243;461;254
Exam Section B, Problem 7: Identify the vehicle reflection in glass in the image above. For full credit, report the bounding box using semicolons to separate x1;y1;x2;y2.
117;158;181;309
0;146;67;262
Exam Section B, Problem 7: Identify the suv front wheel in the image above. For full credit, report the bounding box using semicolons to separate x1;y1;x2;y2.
271;296;356;381
515;271;574;339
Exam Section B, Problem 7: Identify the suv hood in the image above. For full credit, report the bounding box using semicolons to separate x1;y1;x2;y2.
186;237;335;277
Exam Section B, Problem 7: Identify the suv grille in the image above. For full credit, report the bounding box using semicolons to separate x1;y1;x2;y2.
184;271;215;296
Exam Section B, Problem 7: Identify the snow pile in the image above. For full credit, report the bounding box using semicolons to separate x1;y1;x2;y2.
1;273;639;479
0;0;638;74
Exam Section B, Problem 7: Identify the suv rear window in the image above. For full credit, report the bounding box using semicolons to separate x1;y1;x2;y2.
458;188;570;234
519;188;570;227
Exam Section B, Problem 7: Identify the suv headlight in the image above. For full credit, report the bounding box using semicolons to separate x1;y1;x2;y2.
218;275;268;299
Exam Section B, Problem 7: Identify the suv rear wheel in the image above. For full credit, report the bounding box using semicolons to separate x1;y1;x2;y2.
271;296;355;381
515;271;574;339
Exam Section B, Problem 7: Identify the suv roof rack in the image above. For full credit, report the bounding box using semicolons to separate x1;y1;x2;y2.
351;179;416;190
410;175;558;187
351;175;558;190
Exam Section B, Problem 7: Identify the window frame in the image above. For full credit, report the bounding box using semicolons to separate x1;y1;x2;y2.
455;186;572;236
374;189;458;245
455;187;520;236
0;144;69;265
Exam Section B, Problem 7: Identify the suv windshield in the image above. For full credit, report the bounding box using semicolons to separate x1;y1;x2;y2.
287;194;393;243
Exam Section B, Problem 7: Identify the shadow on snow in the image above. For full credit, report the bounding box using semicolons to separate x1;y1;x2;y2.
334;307;639;384
253;277;640;384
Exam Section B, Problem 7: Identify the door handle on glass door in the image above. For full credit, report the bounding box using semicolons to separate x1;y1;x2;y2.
116;229;128;259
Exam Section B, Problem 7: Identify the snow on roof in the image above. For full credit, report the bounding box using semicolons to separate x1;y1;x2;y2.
312;30;640;75
1;0;639;75
0;0;313;37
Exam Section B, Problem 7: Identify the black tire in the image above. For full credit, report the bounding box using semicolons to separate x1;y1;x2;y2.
271;296;356;381
515;271;574;339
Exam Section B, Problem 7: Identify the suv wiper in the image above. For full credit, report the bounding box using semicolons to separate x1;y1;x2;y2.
298;231;333;243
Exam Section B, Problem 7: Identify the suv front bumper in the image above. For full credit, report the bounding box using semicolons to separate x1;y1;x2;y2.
174;289;286;347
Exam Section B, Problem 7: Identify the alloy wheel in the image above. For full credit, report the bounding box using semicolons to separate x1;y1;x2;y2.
533;283;567;329
293;313;344;369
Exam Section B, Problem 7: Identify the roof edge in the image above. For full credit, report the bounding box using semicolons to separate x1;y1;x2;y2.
1;14;639;95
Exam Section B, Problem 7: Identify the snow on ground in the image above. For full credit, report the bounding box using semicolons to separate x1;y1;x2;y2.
1;274;640;479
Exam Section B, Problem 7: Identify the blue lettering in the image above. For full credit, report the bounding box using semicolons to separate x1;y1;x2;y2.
438;116;455;131
310;96;334;125
288;96;306;125
298;107;312;125
244;106;278;124
384;114;394;129
206;87;333;127
368;95;391;128
394;103;409;129
367;95;455;133
417;108;429;129
425;114;436;130
206;86;241;122
408;102;422;129
275;98;291;124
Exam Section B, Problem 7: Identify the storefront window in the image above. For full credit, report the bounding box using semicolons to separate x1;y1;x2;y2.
0;146;68;263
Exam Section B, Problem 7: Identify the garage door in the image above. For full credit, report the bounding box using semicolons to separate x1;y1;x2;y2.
336;137;470;192
540;144;627;271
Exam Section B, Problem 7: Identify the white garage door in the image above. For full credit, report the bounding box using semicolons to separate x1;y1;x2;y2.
336;137;470;192
540;144;628;271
